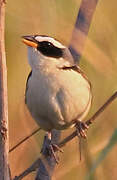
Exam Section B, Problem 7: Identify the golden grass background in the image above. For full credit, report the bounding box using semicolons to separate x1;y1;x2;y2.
6;0;117;179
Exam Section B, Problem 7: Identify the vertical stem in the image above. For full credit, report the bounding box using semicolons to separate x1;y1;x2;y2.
69;0;98;63
0;0;10;179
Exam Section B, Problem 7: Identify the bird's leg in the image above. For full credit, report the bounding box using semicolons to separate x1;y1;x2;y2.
75;120;89;160
41;131;63;163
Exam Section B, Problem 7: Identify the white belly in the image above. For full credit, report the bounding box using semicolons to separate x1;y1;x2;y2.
26;68;91;131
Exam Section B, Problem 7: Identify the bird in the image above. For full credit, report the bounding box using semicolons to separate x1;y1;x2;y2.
22;35;92;162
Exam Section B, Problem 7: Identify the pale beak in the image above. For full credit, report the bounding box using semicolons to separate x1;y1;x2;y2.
22;35;38;48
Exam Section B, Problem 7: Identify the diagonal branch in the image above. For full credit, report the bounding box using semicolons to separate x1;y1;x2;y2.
59;91;117;147
13;91;117;180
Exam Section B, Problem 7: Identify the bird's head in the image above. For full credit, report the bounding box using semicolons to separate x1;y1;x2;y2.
22;35;75;70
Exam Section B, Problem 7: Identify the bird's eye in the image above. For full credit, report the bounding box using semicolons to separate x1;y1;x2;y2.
47;42;51;46
37;41;63;58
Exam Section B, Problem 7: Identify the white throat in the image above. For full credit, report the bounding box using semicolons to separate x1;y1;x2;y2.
27;46;59;72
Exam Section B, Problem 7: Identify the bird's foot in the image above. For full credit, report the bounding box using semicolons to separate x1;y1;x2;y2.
48;143;63;163
41;133;63;164
75;120;89;160
75;120;89;138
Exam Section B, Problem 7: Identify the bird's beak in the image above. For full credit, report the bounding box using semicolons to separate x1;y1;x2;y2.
22;35;38;48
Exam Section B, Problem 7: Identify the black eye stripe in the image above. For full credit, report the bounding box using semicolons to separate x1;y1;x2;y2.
37;41;63;58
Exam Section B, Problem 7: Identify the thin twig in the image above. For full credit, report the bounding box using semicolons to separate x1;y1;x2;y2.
9;127;41;153
13;91;117;180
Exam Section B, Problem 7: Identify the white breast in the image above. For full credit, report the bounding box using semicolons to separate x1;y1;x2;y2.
26;67;91;131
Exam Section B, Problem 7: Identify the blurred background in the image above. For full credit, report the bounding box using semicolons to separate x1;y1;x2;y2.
6;0;117;179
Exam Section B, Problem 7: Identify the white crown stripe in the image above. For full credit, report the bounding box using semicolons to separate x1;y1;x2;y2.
35;36;65;49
